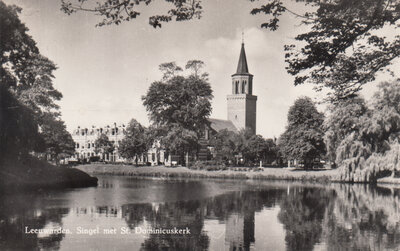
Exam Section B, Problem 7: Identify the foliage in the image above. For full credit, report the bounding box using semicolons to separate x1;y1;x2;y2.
61;0;203;27
0;85;41;160
278;188;331;251
333;81;400;182
39;113;76;162
0;1;72;163
118;119;148;162
94;133;114;155
1;1;62;114
159;62;183;81
250;0;400;100
323;96;368;166
142;61;213;159
60;0;400;100
209;129;237;163
278;97;325;168
235;129;275;164
185;60;208;79
209;128;278;165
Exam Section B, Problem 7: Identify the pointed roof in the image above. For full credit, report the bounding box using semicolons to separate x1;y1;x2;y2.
235;43;250;74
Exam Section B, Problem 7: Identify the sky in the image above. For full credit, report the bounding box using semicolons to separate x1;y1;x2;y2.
4;0;396;138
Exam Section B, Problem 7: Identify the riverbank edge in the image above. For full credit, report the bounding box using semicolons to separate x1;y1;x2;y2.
0;157;98;191
76;164;400;184
76;164;339;183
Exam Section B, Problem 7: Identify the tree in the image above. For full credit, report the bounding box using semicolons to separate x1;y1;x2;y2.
142;61;213;164
334;81;400;182
1;1;62;114
94;133;114;159
0;85;41;160
0;1;71;164
118;119;148;165
39;113;75;163
209;129;237;164
250;0;400;100
278;97;325;168
323;96;368;167
61;0;203;28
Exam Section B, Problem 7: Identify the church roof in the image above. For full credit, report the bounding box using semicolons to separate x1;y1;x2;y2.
235;43;250;75
208;118;237;132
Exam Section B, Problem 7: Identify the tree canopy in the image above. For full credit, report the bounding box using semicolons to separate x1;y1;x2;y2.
94;133;114;155
60;0;400;100
118;119;148;163
278;97;325;168
323;96;368;166
142;61;212;162
250;0;400;100
0;1;74;162
331;81;400;182
61;0;203;28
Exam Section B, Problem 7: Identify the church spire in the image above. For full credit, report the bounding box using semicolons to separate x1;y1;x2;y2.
236;42;249;74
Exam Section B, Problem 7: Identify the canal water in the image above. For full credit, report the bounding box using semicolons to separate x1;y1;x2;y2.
0;176;399;250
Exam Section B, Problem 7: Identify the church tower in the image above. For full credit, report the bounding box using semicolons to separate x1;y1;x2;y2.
227;42;257;134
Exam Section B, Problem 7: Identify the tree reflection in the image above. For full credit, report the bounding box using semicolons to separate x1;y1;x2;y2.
322;184;400;250
1;180;400;250
0;192;68;250
277;187;334;251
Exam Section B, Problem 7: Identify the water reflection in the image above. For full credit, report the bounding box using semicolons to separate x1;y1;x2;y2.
0;177;400;250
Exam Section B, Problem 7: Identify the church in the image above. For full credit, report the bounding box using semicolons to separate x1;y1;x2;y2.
70;42;257;164
209;41;257;135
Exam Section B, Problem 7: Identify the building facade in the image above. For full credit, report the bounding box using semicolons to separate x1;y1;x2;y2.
71;124;126;162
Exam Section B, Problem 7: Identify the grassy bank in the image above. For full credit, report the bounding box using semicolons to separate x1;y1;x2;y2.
0;156;98;191
76;164;340;183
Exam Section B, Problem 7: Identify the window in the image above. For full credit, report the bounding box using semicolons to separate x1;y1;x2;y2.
76;143;79;148
242;80;246;93
235;81;239;94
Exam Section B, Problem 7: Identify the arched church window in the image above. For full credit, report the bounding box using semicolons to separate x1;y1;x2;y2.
242;80;246;93
235;81;239;94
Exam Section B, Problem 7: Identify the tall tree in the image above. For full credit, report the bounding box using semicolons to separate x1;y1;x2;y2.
250;0;400;100
0;1;71;164
142;61;213;164
278;97;325;168
118;119;148;164
323;96;368;167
